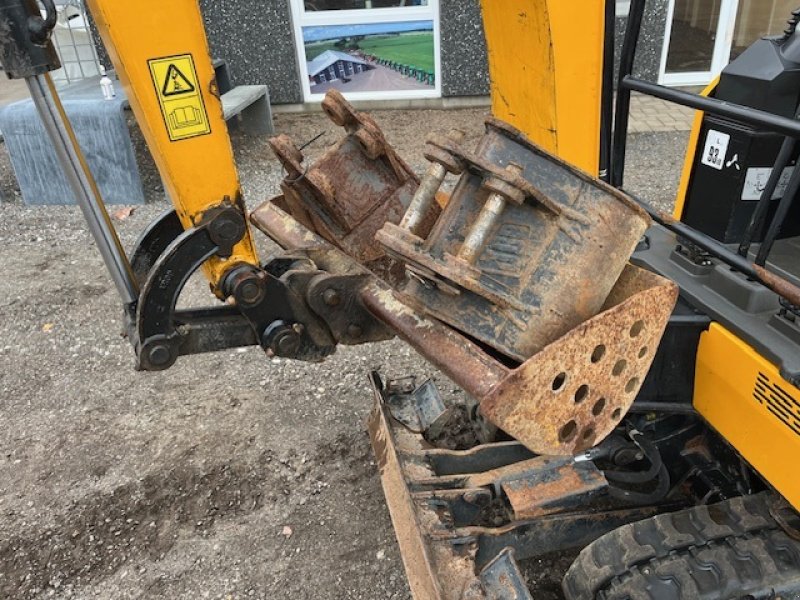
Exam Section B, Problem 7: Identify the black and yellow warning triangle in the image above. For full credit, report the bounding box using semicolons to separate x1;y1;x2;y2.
162;64;195;97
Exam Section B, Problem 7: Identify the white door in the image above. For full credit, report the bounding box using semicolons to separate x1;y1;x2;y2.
659;0;739;86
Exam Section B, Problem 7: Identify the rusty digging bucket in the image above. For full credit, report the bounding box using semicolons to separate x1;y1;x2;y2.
253;104;678;456
377;117;655;361
268;89;441;283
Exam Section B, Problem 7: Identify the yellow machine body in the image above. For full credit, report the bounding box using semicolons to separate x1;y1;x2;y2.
672;79;800;510
86;0;259;289
480;0;605;176
695;324;800;509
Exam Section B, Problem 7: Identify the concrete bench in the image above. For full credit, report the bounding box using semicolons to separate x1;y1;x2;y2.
222;84;273;135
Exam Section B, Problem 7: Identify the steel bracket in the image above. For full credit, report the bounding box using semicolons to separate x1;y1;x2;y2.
132;205;336;370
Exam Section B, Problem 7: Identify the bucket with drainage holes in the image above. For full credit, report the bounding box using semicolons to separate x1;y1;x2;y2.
479;263;679;455
368;116;680;454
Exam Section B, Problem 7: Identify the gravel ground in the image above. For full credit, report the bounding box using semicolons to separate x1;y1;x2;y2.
0;107;688;600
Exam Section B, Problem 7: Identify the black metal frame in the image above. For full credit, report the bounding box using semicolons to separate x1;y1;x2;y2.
608;0;800;307
128;204;347;371
598;0;617;182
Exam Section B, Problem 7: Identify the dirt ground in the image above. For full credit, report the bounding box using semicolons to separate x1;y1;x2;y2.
0;106;688;599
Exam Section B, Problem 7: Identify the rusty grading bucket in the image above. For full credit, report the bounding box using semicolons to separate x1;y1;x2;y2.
377;118;651;361
361;263;677;455
269;89;440;277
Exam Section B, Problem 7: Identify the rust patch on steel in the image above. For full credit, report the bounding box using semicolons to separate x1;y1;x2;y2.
462;457;550;489
250;198;330;251
251;201;389;283
361;284;507;399
268;90;439;276
480;264;679;456
753;264;800;307
378;116;652;361
501;462;606;520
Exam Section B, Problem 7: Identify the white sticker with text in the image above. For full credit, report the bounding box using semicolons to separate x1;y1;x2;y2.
742;166;795;201
701;129;730;170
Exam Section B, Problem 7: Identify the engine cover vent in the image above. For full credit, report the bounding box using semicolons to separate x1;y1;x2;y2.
754;372;800;436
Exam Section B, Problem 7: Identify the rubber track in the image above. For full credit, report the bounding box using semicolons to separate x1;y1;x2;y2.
562;493;800;599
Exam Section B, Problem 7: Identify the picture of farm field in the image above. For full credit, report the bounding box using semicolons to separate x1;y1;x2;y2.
360;31;434;71
303;20;436;95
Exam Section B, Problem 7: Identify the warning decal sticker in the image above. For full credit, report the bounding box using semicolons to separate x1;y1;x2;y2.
162;63;196;97
148;54;210;142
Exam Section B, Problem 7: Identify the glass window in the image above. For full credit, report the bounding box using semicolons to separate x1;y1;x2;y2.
731;0;796;60
290;0;440;101
303;21;436;94
665;0;722;74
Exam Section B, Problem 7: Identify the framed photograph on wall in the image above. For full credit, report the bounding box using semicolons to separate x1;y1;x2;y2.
303;1;430;10
289;0;441;102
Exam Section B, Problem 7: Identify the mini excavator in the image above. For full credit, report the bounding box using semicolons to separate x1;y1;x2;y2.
2;0;800;597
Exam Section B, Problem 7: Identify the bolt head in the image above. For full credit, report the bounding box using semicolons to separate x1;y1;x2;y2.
148;344;171;366
322;288;341;307
346;324;363;338
274;330;301;356
209;212;244;245
213;220;237;241
237;279;264;306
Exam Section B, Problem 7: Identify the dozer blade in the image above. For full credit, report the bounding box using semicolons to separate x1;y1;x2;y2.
367;373;532;600
366;373;665;599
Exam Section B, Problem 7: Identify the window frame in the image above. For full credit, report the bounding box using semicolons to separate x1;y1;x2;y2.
289;0;442;102
658;0;739;87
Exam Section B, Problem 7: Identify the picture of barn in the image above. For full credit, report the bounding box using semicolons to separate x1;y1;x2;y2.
307;50;374;86
303;20;436;95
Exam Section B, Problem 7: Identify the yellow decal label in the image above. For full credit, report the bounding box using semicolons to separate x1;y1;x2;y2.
148;54;211;142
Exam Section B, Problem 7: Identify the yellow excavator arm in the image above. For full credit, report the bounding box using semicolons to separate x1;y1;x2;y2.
87;0;259;292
